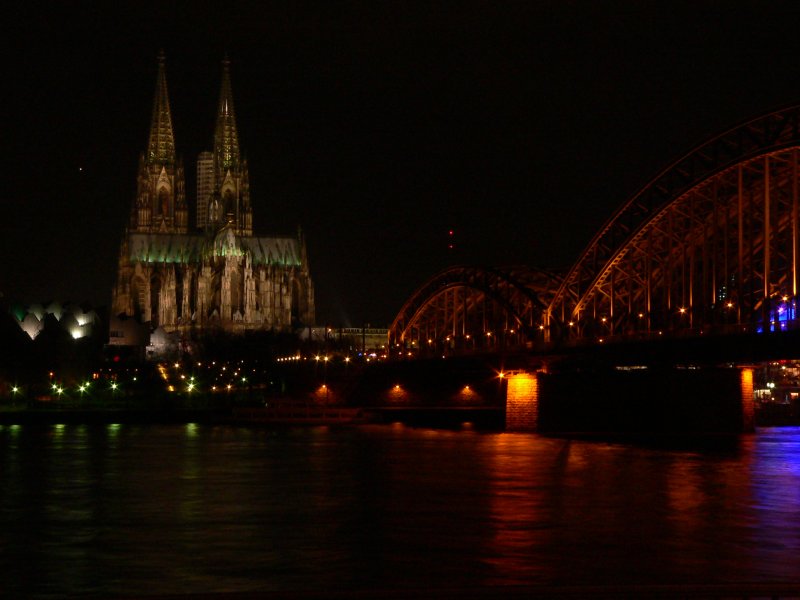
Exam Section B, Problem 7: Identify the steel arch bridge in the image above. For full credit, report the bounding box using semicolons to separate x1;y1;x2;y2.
546;104;800;343
388;265;562;355
390;104;800;353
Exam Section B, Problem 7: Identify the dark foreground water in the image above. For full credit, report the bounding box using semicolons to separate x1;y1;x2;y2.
1;423;800;597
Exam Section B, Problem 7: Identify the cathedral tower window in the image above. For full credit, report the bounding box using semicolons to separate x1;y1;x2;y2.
158;186;169;217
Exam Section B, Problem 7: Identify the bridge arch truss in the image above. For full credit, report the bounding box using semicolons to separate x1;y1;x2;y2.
546;105;800;342
389;266;561;356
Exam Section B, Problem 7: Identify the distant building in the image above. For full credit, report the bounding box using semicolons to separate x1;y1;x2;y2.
111;53;315;335
301;327;389;355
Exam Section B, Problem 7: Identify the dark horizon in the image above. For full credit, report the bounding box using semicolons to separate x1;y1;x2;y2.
7;3;800;326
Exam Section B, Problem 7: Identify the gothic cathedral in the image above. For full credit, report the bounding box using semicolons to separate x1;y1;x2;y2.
111;53;315;333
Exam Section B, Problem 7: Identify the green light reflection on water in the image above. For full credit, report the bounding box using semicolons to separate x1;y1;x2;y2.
53;423;66;438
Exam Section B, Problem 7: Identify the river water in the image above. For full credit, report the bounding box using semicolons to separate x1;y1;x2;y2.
1;423;799;597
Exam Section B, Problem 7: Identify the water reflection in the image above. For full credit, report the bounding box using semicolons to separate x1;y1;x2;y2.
0;425;799;596
748;428;800;579
484;434;562;584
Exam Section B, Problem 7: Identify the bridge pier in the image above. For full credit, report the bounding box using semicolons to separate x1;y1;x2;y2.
504;365;756;434
740;367;755;433
505;371;539;431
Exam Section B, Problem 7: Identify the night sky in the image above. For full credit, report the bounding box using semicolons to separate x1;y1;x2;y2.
6;2;800;327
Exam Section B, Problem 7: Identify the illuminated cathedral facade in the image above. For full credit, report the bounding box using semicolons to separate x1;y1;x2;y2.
111;53;315;334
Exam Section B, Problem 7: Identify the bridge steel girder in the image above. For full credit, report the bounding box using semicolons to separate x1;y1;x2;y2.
546;103;800;343
388;265;561;355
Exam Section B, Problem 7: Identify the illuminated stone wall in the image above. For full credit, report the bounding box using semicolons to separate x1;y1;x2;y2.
111;246;314;334
740;367;755;432
505;372;539;431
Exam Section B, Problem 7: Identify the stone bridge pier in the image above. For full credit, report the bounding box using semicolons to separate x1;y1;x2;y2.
505;366;755;434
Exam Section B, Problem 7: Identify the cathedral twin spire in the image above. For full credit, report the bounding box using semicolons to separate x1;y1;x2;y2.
147;50;176;166
131;50;186;233
208;55;252;234
134;52;252;236
214;56;241;176
114;52;315;332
